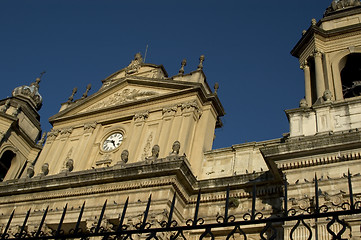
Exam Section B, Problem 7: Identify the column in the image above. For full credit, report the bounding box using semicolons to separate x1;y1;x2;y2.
314;50;325;99
301;61;312;106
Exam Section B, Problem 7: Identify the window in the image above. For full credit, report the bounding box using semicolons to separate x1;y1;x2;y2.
0;150;15;181
341;53;361;99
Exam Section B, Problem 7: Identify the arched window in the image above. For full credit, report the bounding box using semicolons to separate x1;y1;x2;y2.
308;58;318;104
341;53;361;98
0;150;15;181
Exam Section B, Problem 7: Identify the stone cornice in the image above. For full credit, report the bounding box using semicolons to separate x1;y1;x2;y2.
285;96;361;116
50;78;225;125
0;158;194;197
291;23;361;58
260;131;361;161
0;158;277;204
278;150;361;171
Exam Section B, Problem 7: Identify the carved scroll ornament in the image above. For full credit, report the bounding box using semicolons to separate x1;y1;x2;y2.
88;89;158;112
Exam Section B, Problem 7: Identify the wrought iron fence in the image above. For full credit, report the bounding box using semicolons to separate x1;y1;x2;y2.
1;170;360;240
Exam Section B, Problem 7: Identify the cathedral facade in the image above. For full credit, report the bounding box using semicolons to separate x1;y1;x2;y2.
0;1;361;239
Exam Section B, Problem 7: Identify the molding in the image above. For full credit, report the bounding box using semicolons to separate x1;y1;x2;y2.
0;158;277;205
278;151;361;170
49;78;225;125
261;131;361;161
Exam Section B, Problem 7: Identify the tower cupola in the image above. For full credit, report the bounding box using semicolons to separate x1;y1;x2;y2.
12;76;43;111
287;0;361;137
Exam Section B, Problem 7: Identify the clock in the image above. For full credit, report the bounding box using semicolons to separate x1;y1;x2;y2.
102;132;123;151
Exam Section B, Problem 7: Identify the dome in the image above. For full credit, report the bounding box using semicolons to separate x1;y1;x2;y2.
12;77;43;110
324;0;361;16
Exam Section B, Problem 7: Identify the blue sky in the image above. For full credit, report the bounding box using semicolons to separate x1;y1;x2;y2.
0;1;332;149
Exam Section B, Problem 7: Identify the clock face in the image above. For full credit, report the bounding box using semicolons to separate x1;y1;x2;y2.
102;132;123;151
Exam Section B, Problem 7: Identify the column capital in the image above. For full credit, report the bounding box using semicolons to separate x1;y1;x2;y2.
313;49;323;57
300;60;309;70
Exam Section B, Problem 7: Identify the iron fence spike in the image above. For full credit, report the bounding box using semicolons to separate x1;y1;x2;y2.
1;209;14;239
315;173;319;214
193;189;201;226
251;184;256;221
117;197;129;232
348;169;355;210
166;192;177;228
74;201;85;234
95;200;107;233
19;208;31;238
35;206;49;237
284;175;288;217
56;203;68;236
141;194;152;230
225;185;230;223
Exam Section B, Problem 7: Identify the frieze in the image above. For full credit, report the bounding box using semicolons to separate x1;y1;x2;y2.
290;191;349;213
8;225;21;238
278;151;361;170
0;172;280;209
86;217;114;232
87;89;158;112
0;176;182;205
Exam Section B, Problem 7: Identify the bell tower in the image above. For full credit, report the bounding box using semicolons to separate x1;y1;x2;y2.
287;0;361;137
0;75;44;181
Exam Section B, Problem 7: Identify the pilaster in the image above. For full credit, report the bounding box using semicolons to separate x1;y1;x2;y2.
301;61;312;106
314;49;326;99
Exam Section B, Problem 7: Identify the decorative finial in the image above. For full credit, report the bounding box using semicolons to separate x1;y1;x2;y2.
197;55;205;70
311;18;317;26
299;98;308;108
302;30;307;35
178;59;187;75
81;84;91;99
214;82;219;94
34;71;46;88
67;87;78;103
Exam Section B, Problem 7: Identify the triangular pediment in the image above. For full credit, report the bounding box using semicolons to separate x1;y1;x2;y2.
78;85;171;113
50;78;197;122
